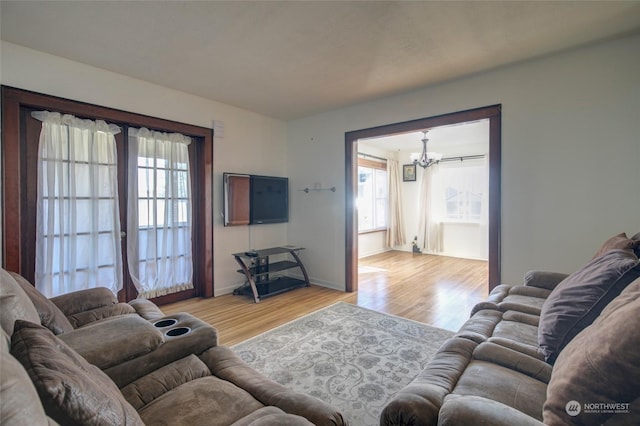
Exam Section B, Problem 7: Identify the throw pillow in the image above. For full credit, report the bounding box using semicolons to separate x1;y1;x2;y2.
10;320;143;426
543;277;640;425
1;329;52;425
591;232;638;259
538;249;640;363
9;271;74;335
632;232;640;257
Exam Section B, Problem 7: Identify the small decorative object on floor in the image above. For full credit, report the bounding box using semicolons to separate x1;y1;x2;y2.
232;302;454;426
412;236;422;253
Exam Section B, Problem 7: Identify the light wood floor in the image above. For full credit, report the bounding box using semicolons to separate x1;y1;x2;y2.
162;251;488;346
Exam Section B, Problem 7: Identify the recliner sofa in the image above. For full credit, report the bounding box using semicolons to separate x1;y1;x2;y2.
381;232;640;425
1;268;347;426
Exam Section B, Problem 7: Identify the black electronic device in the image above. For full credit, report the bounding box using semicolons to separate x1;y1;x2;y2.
223;173;289;226
250;175;288;224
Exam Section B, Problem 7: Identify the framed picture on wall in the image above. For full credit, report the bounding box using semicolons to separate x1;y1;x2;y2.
403;164;416;182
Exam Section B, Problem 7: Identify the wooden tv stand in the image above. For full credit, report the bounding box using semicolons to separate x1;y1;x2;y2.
232;245;310;303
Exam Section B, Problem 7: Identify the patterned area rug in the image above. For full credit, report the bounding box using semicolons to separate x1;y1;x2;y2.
232;302;454;426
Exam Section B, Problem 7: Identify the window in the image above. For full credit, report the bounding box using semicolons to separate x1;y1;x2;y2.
357;159;388;232
439;159;486;222
127;128;194;299
32;111;123;297
2;87;213;303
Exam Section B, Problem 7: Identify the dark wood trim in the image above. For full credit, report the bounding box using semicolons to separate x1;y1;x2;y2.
488;114;502;289
1;86;215;302
345;105;502;292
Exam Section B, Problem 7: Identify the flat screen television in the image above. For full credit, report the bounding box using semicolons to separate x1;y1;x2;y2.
223;173;289;226
250;175;289;224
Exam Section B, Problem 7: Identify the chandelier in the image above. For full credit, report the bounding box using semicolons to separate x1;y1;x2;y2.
410;130;442;168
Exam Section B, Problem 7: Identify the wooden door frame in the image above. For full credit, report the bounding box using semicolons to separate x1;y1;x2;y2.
1;86;215;302
345;105;502;292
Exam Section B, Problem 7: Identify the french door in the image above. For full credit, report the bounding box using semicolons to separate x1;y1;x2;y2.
1;86;213;304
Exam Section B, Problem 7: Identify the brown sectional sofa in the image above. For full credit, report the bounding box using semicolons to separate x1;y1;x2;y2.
0;268;347;426
381;233;640;425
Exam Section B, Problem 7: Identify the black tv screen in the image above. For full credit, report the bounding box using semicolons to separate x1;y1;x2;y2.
250;175;289;224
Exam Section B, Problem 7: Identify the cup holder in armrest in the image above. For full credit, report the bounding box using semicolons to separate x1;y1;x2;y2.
153;318;178;328
165;327;191;337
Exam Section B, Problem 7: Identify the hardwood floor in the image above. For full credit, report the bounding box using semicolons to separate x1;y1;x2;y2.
162;251;488;345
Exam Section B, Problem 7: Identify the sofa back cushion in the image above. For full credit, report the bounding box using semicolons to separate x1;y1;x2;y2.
9;272;74;335
10;320;143;426
0;268;41;336
538;249;640;363
543;277;640;425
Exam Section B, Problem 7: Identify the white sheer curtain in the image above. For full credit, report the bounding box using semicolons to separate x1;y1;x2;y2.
127;128;193;299
417;164;444;252
33;111;123;297
386;159;406;247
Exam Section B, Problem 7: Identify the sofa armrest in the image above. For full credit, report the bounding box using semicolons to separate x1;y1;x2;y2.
128;298;165;321
201;345;347;426
523;271;569;290
58;315;164;369
104;313;218;388
50;287;117;316
381;337;478;426
438;395;544;426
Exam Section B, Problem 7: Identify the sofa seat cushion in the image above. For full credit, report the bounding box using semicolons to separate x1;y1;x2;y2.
439;394;545;426
456;308;540;349
10;320;143;426
452;360;547;421
538;249;640;363
138;375;265;425
544;277;640;425
122;354;212;410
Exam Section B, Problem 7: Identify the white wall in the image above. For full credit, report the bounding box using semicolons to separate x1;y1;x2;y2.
287;34;640;288
0;41;289;296
3;35;639;295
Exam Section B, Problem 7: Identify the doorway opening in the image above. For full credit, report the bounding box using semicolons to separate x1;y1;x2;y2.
345;105;501;293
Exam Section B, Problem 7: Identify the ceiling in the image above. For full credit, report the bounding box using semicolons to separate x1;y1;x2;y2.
2;1;640;121
360;119;489;154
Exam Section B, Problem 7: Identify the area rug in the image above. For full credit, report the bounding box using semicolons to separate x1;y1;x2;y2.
232;302;454;426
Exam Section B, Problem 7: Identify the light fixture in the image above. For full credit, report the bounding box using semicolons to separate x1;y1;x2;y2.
410;130;442;168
